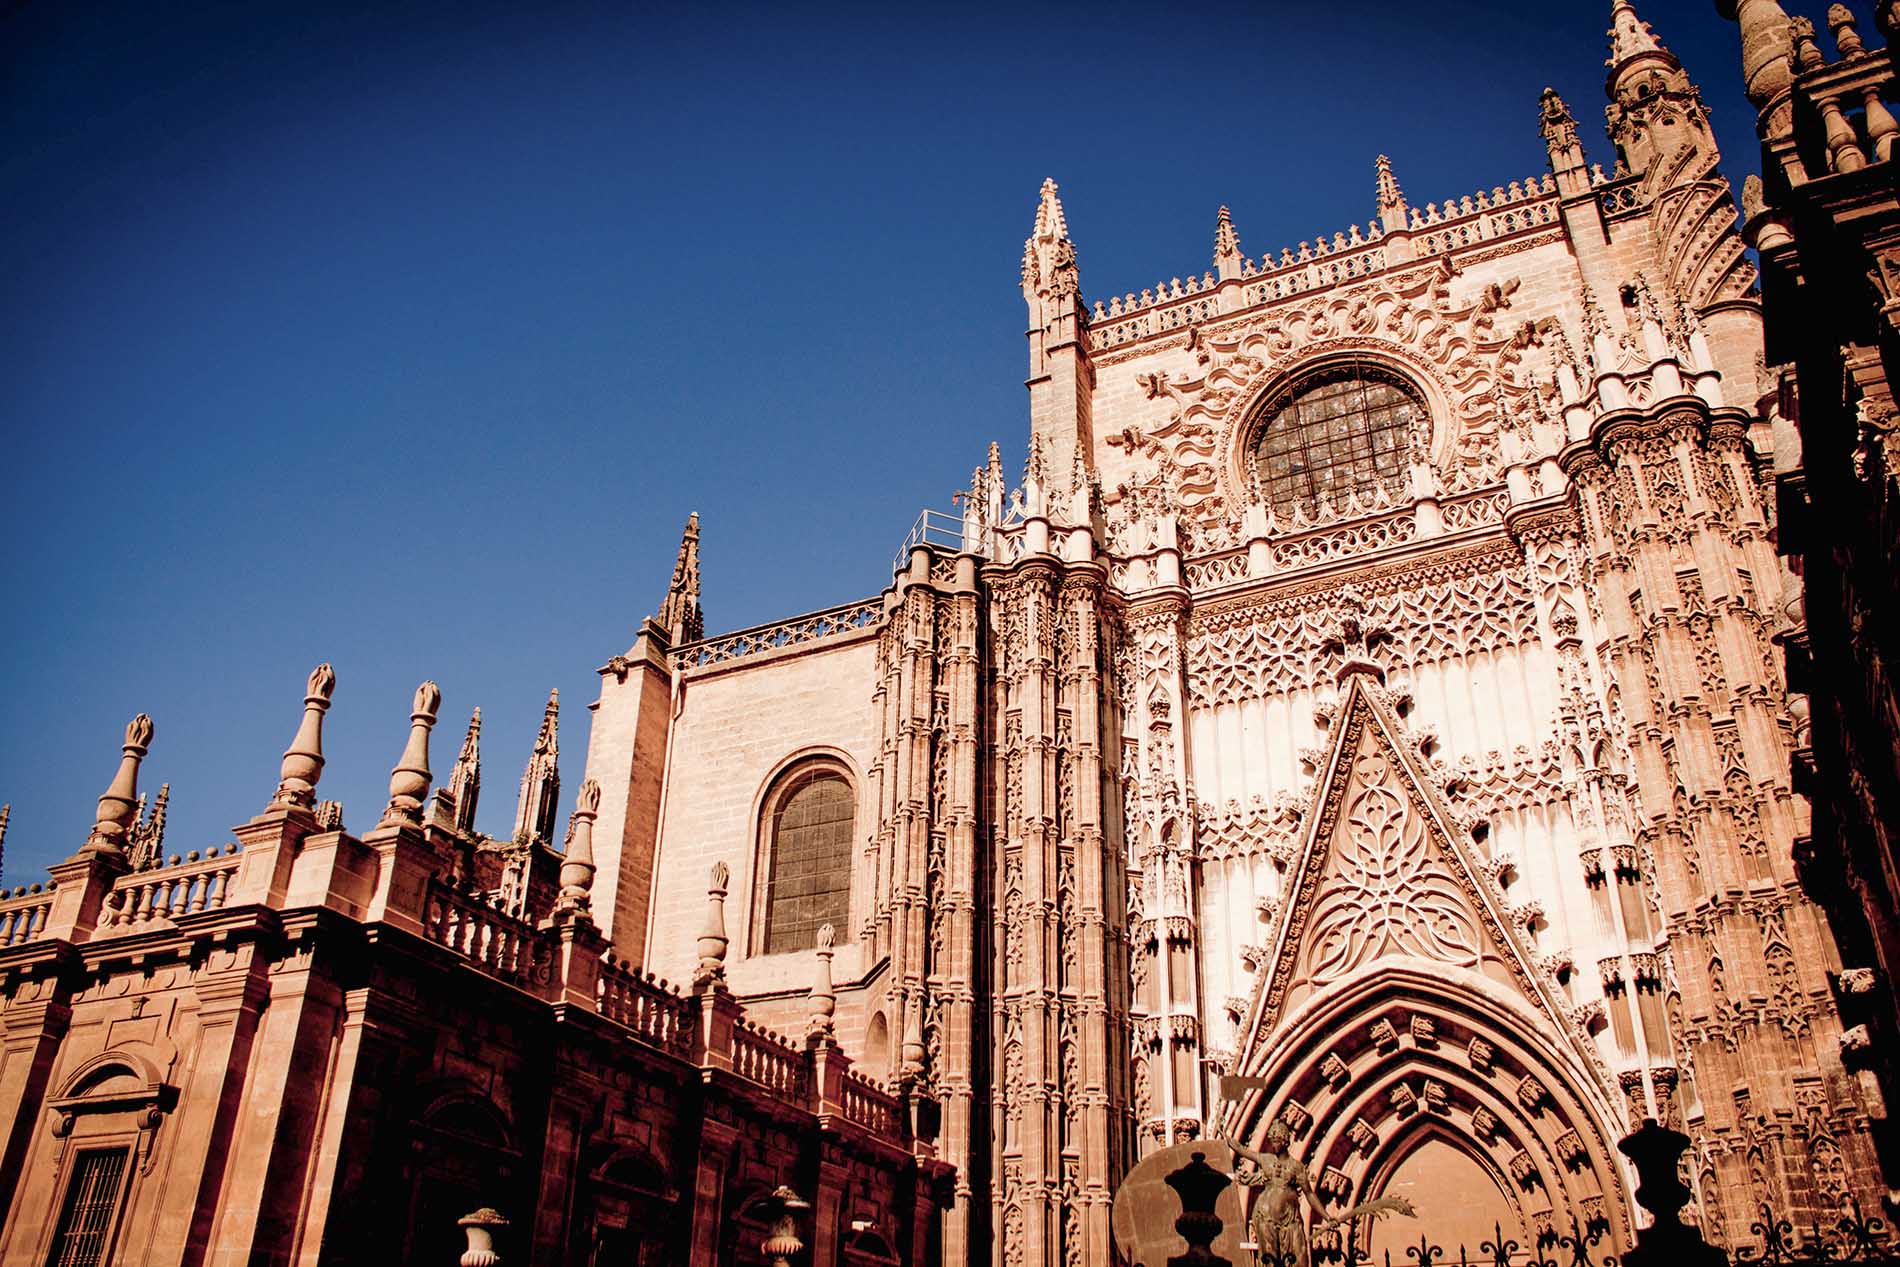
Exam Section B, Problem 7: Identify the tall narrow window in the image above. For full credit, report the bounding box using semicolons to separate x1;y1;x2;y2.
46;1148;128;1267
1250;364;1421;517
759;770;854;955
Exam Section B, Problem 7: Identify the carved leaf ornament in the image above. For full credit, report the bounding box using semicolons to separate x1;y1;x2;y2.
1305;746;1482;984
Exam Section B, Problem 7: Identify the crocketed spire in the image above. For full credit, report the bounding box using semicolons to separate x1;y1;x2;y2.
1021;177;1080;306
656;511;703;645
1374;155;1409;233
1607;0;1668;68
1213;205;1241;271
1374;155;1404;212
514;689;560;845
445;706;481;833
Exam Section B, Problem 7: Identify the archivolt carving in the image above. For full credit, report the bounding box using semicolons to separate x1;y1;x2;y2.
1104;259;1563;533
1305;746;1483;984
1222;973;1632;1256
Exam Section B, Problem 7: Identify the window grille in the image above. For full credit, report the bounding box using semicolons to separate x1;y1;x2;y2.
760;772;853;955
1251;364;1421;517
45;1148;128;1267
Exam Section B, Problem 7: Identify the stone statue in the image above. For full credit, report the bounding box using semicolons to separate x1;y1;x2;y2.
1222;1122;1414;1267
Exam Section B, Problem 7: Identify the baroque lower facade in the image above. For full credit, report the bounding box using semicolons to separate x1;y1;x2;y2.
1;4;1894;1266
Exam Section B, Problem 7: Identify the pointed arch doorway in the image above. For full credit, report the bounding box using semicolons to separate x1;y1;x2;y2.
1362;1125;1524;1264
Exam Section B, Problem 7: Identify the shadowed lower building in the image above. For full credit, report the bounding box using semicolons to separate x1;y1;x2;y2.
0;4;1893;1265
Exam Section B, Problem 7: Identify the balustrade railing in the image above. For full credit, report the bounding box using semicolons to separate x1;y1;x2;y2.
839;1070;902;1136
422;879;543;987
97;847;243;933
729;1019;808;1098
0;887;54;948
597;957;693;1053
671;598;883;670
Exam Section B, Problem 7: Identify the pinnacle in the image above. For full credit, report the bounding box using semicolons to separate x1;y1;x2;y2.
1213;205;1241;264
1032;176;1069;244
657;510;704;643
1374;154;1405;212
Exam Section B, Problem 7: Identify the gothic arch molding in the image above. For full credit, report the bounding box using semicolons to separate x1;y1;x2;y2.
1225;965;1631;1251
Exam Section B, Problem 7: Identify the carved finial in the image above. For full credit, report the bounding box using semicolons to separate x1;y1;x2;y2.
1828;4;1864;57
513;689;561;845
656;511;703;645
557;778;601;915
807;922;837;1040
1322;587;1391;685
128;782;170;871
86;714;153;856
446;707;482;833
1791;15;1824;72
1213;205;1242;275
1540;88;1582;160
1720;0;1796;124
900;994;926;1075
0;803;10;884
694;859;731;989
271;662;336;809
379;682;440;828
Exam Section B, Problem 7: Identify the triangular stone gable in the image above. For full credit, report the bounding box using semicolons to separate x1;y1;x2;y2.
1235;676;1584;1074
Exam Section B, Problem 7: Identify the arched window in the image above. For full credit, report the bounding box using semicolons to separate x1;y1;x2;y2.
1250;364;1422;516
757;767;854;955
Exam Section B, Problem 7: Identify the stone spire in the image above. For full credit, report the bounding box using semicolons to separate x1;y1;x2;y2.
656;512;703;645
86;714;153;856
1374;155;1409;232
379;682;440;828
1212;205;1243;280
1021;177;1079;307
271;663;336;810
446;707;482;834
1603;0;1714;181
514;689;560;845
0;804;10;885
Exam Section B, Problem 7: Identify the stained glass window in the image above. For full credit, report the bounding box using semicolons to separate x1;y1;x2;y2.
1251;365;1420;517
760;771;854;955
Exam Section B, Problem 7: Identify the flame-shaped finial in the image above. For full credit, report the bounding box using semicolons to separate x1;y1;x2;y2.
695;859;732;988
272;663;337;809
85;714;154;856
379;682;441;828
807;922;838;1040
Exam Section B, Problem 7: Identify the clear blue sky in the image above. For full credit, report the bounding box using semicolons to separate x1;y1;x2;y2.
0;1;1817;881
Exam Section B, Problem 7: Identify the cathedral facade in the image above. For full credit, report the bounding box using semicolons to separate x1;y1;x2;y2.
0;4;1893;1266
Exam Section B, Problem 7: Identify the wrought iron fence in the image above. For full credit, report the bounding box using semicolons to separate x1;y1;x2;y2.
1233;1202;1899;1267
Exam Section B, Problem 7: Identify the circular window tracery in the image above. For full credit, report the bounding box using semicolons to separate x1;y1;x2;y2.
1250;364;1423;518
